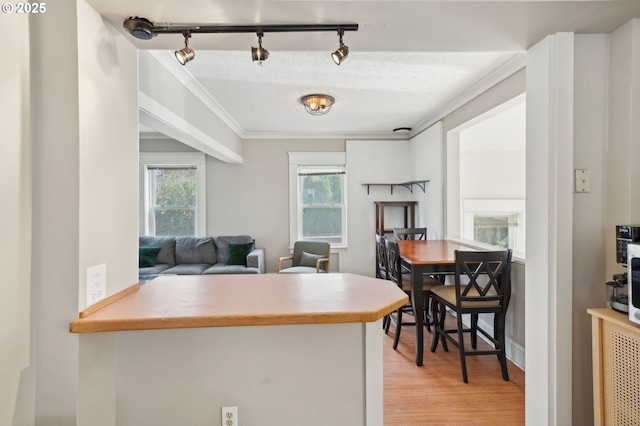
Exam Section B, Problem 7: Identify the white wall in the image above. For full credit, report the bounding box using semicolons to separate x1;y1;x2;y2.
77;0;139;310
606;20;640;277
571;34;609;426
460;151;525;199
410;123;445;240
344;139;412;276
525;33;575;426
0;12;34;426
207;139;344;273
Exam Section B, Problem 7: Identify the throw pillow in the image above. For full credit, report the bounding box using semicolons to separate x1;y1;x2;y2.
227;242;255;266
139;246;162;268
300;251;324;268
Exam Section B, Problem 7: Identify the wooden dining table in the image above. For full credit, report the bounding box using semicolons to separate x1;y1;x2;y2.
397;239;472;366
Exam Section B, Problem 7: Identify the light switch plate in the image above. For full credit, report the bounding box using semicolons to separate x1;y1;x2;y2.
86;263;107;306
575;169;590;193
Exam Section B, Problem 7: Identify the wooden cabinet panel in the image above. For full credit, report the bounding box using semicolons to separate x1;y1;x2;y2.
589;308;640;426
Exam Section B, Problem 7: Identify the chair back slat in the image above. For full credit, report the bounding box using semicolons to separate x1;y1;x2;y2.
454;250;512;311
385;239;403;287
393;227;427;240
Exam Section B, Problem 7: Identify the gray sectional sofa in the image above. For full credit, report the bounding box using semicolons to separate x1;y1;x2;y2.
139;235;265;280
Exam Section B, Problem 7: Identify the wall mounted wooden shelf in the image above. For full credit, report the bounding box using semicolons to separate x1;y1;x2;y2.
362;179;430;195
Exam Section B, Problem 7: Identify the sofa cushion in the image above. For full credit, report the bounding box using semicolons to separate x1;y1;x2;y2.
299;251;324;268
175;237;216;264
227;242;255;266
161;264;211;275
203;264;260;275
278;266;325;274
139;246;162;267
139;236;176;266
214;236;254;264
139;264;172;275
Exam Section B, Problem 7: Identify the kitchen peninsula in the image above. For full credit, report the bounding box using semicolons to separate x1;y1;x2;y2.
70;273;407;426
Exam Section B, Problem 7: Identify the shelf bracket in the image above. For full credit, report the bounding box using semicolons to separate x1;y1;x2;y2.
361;180;429;195
399;183;414;193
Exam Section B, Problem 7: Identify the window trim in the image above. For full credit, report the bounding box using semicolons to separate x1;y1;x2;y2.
288;152;347;250
139;152;206;236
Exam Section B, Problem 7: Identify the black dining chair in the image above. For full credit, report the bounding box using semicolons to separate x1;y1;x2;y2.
394;227;448;283
385;239;442;349
375;233;391;329
430;249;513;383
375;234;389;280
393;227;427;241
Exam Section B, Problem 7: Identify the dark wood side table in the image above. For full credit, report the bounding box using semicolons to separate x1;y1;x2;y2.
374;201;417;237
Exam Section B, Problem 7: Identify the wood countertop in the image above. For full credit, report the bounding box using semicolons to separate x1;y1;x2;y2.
70;273;408;333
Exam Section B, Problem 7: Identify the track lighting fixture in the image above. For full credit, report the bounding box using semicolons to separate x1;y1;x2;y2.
331;29;349;65
301;94;335;116
175;32;195;65
123;17;358;65
251;33;269;62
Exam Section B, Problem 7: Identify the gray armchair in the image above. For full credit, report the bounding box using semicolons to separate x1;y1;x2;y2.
278;241;330;273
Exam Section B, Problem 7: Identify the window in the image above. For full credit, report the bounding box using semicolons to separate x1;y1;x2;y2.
462;199;525;253
474;215;513;247
147;166;196;235
139;153;206;236
289;152;347;248
446;94;526;258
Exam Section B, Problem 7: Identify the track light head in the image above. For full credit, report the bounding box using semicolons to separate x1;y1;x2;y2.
175;33;195;65
123;17;156;40
331;45;349;65
251;33;269;62
175;47;195;65
331;29;349;65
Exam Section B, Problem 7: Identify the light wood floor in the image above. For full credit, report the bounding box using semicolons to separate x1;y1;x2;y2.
383;314;525;425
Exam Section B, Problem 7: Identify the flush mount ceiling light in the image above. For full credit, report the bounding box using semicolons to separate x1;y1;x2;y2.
123;17;358;65
301;94;335;116
174;32;195;65
251;33;269;62
331;29;350;65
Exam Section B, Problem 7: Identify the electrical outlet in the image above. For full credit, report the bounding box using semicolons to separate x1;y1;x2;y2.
86;263;107;306
221;406;238;426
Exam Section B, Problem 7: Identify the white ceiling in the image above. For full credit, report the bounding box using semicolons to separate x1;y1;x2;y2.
87;0;640;139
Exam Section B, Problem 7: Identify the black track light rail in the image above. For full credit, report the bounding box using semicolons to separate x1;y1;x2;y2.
124;17;358;40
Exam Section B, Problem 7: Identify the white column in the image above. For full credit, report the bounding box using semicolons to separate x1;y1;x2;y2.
525;33;575;426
